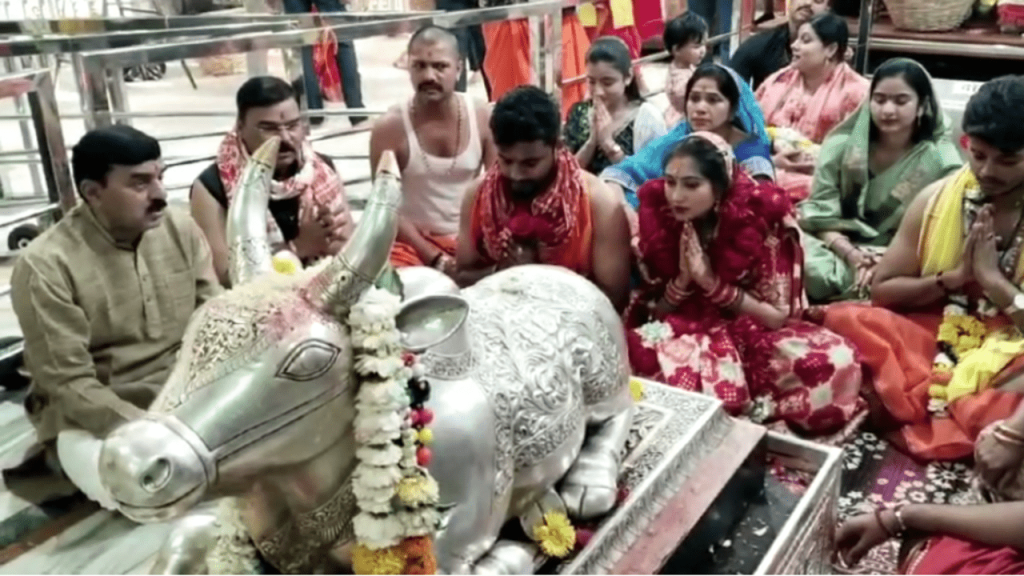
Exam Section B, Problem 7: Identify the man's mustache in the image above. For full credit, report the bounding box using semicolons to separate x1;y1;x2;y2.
417;82;443;92
147;199;167;212
278;142;297;155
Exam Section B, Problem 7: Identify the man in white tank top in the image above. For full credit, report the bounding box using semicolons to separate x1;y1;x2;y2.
369;26;497;275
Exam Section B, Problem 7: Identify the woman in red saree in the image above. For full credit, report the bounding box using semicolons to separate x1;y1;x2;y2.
625;131;863;433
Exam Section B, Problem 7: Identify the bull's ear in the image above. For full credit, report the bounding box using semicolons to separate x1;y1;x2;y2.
395;294;469;353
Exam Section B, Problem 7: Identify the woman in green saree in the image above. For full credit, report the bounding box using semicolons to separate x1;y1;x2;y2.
799;58;964;302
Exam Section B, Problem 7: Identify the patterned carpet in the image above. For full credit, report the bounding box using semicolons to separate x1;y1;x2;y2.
832;430;983;575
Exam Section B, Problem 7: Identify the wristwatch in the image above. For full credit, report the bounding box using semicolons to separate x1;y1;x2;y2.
1006;291;1024;316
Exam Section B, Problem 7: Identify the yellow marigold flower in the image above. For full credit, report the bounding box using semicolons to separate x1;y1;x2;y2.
396;474;439;507
629;379;645;402
417;428;434;446
533;511;576;558
352;544;407;575
937;314;988;357
272;252;301;276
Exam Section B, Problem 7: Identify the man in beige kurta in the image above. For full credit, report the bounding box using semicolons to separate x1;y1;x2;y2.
11;125;221;449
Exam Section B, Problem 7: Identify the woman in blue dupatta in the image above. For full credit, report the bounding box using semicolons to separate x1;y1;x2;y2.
601;63;774;209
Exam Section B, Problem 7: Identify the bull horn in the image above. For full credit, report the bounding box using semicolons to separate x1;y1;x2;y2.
226;137;279;287
304;150;402;317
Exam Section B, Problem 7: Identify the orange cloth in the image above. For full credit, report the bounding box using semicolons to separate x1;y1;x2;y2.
389;234;458;268
482;20;533;103
561;11;590;119
470;149;593;276
822;302;1024;461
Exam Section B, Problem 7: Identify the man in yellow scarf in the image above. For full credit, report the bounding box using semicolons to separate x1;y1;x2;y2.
821;76;1024;468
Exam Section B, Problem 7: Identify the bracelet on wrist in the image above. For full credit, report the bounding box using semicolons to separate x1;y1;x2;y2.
993;426;1024;447
664;276;692;306
874;508;896;539
998;422;1024;443
891;503;908;536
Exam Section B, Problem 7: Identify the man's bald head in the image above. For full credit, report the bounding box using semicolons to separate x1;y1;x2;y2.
408;25;461;57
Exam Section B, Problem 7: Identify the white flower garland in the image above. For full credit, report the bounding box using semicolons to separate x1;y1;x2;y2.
348;287;441;551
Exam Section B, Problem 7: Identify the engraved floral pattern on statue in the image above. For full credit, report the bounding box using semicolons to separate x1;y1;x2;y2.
420;348;476;380
153;276;326;412
462;270;626;497
254;478;357;574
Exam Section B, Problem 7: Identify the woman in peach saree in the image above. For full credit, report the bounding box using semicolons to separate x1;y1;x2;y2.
755;12;868;202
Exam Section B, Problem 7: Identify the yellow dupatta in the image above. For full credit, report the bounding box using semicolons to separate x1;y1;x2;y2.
919;166;1024;405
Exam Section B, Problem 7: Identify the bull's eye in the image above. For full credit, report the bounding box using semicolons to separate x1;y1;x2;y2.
277;339;341;381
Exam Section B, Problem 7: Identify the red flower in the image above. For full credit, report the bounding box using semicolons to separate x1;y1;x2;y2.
804;405;845;434
575;528;595;549
616;486;631;505
507;214;557;245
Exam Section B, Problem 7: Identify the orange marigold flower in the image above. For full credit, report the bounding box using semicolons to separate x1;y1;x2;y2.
400;536;437;575
352;544;406;575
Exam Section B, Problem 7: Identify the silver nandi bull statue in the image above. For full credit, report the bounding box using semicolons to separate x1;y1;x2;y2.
94;139;634;574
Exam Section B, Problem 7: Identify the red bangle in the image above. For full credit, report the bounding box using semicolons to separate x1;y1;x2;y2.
664;276;692;306
706;278;739;307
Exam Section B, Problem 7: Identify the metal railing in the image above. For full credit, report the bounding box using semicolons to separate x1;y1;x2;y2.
0;69;75;216
73;0;572;132
0;11;413;35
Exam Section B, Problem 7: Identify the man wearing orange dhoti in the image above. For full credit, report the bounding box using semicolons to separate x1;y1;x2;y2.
822;76;1024;462
455;86;631;310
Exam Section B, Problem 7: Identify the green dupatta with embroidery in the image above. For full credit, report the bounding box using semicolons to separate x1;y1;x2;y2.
797;63;963;246
797;59;964;302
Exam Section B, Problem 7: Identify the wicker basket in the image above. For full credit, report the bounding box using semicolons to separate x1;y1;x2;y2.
882;0;974;31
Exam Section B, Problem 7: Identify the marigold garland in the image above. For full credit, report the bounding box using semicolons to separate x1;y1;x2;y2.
348;288;441;574
352;545;407;575
929;302;980;414
926;298;1016;414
